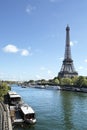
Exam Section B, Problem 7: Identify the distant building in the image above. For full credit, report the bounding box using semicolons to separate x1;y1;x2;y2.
58;25;78;78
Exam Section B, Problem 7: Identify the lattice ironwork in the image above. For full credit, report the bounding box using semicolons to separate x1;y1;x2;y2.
58;25;78;78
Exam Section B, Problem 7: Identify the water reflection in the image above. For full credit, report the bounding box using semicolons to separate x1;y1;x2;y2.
60;91;87;130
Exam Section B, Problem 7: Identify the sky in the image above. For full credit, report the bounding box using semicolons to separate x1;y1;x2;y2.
0;0;87;81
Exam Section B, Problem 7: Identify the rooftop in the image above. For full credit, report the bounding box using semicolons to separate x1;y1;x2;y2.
21;104;35;115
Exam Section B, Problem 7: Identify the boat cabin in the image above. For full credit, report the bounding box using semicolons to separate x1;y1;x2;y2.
20;104;36;124
7;91;22;105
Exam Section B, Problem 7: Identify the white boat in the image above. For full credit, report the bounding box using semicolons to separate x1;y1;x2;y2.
20;104;36;124
7;91;22;105
45;86;61;90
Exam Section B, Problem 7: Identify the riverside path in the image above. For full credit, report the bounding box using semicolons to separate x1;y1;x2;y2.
0;102;12;130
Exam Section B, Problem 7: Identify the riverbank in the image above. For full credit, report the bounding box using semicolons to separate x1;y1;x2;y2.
60;86;87;93
0;102;12;130
20;83;87;93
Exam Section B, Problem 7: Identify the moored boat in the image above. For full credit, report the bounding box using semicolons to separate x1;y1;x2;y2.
7;91;22;105
20;104;36;124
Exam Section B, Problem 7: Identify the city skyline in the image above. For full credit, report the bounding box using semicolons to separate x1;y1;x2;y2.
0;0;87;81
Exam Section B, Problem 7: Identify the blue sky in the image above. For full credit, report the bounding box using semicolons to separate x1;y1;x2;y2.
0;0;87;81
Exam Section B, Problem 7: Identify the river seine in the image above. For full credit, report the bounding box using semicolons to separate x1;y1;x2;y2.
12;85;87;130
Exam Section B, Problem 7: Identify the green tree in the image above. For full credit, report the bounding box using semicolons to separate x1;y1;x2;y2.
71;76;78;86
60;78;72;86
0;82;10;101
53;77;59;85
75;76;87;87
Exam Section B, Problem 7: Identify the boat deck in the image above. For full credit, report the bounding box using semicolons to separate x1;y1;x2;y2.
14;119;24;123
10;106;24;124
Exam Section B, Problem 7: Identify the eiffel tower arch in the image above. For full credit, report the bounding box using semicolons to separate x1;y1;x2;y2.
58;25;78;78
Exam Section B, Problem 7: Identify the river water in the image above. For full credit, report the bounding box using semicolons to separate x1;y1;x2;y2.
12;85;87;130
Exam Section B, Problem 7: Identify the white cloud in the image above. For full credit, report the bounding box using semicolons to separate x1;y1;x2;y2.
47;70;52;74
70;41;78;46
21;49;29;56
78;66;83;70
40;67;52;74
26;5;36;14
3;44;32;57
70;41;74;46
39;66;55;79
3;44;19;53
47;70;54;79
85;59;87;62
35;74;41;79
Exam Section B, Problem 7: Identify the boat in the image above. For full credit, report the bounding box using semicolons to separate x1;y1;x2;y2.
7;91;36;124
35;85;45;89
21;85;27;88
20;104;36;124
7;91;23;106
45;85;61;90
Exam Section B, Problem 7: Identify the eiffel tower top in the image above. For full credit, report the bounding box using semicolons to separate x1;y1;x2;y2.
64;25;72;61
66;24;70;30
58;25;78;78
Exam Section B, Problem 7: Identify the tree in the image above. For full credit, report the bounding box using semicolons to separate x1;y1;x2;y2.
0;82;10;101
75;76;87;87
53;77;59;85
60;78;72;86
71;76;78;86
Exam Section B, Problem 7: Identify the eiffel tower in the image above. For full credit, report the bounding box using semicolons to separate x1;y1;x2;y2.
58;25;78;78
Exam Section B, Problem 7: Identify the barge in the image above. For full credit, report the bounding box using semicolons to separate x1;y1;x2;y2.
20;104;36;124
7;91;36;124
7;91;22;106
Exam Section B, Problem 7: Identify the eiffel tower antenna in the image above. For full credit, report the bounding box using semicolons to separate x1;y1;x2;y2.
58;25;78;78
